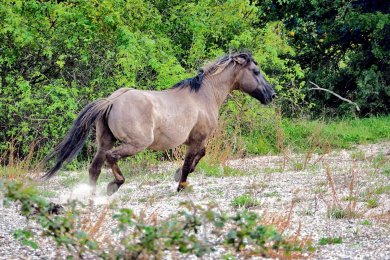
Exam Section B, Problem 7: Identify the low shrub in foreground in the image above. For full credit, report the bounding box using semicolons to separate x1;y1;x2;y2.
0;180;313;259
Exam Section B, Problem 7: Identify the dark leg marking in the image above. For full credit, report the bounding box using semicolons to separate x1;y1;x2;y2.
177;152;196;192
177;147;206;192
174;147;206;182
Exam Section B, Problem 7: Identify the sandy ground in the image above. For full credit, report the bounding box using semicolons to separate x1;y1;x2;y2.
1;142;389;259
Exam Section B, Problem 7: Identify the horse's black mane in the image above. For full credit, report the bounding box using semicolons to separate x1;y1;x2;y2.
171;69;205;92
171;52;253;92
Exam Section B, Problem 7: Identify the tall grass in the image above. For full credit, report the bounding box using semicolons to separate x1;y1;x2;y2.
243;114;390;156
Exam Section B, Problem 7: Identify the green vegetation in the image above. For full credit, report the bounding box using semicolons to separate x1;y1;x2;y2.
1;0;388;165
373;185;390;195
263;1;390;116
326;207;349;219
197;160;246;177
366;198;379;209
360;220;372;226
1;179;310;258
231;194;260;209
318;237;343;246
241;115;390;156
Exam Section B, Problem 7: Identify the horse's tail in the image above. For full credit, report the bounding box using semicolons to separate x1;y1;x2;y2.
41;99;112;180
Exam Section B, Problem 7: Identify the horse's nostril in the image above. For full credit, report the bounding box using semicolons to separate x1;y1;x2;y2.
271;93;276;99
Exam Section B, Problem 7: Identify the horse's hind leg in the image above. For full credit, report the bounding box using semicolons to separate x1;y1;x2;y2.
89;120;115;193
105;143;148;195
106;160;125;196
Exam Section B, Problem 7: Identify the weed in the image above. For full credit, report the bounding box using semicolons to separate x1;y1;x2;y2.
197;160;223;177
351;150;366;160
373;185;390;195
263;191;280;197
318;237;342;245
0;140;37;179
382;164;390;176
298;209;314;216
264;167;283;174
366;198;379;208
327;206;359;219
327;207;348;219
231;194;260;209
38;190;57;198
197;160;246;177
360;220;372;226
322;162;361;219
342;195;357;202
222;253;236;260
293;162;304;171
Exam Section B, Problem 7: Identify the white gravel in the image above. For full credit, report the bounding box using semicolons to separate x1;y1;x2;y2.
1;142;389;259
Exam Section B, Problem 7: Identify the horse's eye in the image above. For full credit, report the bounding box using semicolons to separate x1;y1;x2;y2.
253;69;260;76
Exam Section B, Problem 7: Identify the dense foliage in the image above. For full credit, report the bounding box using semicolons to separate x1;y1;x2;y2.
0;0;388;161
258;0;390;115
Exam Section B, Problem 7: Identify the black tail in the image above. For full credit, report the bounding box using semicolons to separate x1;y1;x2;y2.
41;99;111;180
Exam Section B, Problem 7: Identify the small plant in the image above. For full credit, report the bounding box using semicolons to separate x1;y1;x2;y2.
342;195;357;202
351;150;365;160
373;185;390;195
197;160;223;177
382;164;390;176
366;198;379;208
327;207;348;219
318;237;342;245
360;220;372;226
298;209;314;216
293;161;304;171
197;160;246;177
231;194;260;209
263;191;280;197
264;167;283;174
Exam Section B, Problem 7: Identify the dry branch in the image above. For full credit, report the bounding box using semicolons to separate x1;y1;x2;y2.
308;81;360;112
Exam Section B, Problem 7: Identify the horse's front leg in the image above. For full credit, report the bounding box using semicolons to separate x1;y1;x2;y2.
177;146;206;192
174;147;205;181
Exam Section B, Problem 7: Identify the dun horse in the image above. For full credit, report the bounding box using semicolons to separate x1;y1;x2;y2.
42;52;275;194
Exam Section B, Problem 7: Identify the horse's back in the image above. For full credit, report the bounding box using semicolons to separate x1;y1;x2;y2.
106;88;202;150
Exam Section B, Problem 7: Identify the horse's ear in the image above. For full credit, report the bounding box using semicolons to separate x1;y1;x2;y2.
232;56;247;64
233;53;251;65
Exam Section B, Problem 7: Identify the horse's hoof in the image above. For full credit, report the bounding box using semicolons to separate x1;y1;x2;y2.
177;182;188;192
174;168;182;182
107;182;120;196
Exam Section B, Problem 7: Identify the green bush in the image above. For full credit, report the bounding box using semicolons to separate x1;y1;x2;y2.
0;0;305;164
257;0;390;116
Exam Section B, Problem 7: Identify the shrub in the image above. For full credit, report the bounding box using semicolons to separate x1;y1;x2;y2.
0;180;311;258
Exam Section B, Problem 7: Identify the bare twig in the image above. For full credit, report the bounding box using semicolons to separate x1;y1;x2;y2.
308;81;360;112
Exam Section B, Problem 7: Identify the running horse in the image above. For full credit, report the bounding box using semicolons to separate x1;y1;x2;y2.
42;52;275;194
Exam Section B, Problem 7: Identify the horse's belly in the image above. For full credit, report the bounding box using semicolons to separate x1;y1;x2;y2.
148;127;190;151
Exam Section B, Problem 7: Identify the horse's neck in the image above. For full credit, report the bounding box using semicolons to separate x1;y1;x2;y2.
201;73;235;110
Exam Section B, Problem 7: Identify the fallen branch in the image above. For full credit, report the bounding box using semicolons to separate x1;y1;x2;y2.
308;81;360;112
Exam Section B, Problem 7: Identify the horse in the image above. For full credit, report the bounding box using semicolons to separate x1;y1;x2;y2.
41;52;275;195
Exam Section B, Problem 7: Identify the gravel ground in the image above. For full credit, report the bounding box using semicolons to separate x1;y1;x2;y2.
1;142;389;259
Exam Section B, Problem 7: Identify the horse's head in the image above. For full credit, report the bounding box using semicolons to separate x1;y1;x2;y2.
232;53;275;104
